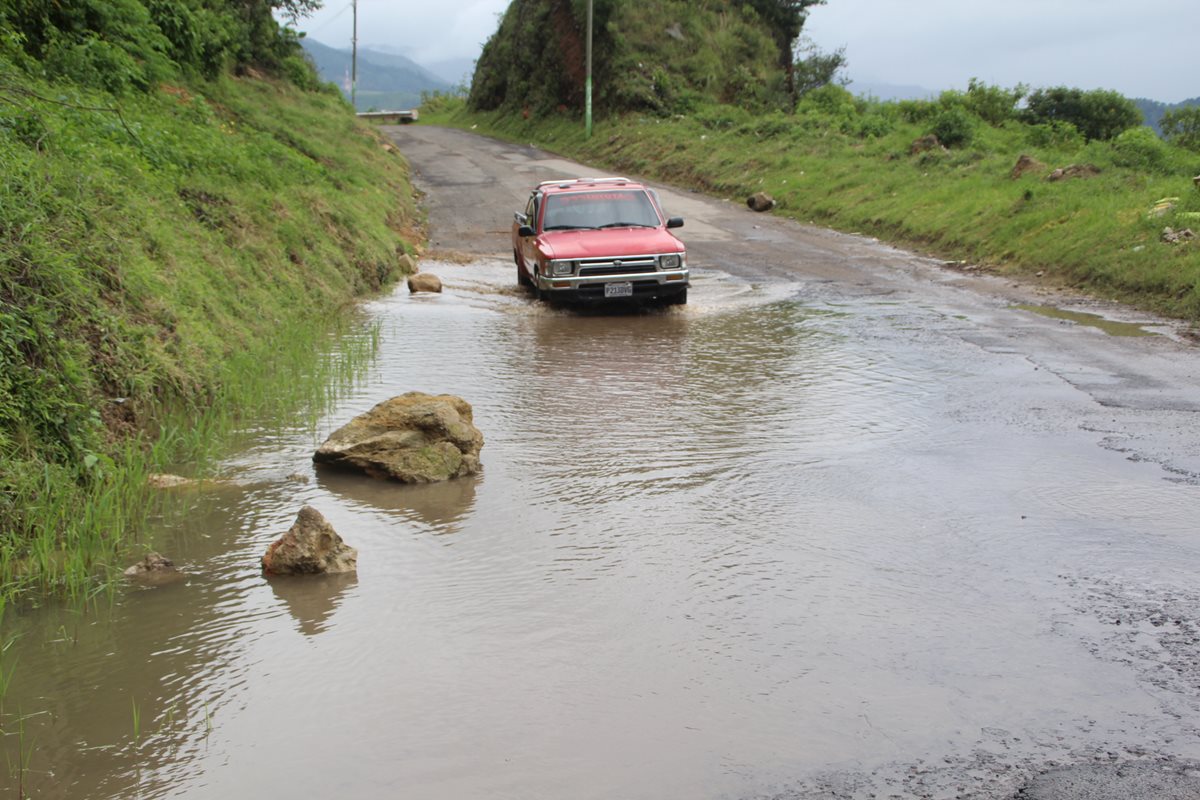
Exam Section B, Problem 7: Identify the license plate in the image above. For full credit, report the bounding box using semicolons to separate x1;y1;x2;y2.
604;282;633;298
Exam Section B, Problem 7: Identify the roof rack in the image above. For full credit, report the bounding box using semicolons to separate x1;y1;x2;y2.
537;177;631;188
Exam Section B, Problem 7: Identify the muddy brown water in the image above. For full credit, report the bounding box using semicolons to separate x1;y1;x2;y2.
4;129;1200;799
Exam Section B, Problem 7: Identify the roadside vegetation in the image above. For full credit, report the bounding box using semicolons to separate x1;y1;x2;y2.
0;0;418;607
436;0;1200;323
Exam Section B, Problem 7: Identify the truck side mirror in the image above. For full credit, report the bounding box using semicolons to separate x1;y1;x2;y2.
518;225;536;238
667;217;684;229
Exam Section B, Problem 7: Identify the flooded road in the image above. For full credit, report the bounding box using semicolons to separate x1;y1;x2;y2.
4;127;1200;799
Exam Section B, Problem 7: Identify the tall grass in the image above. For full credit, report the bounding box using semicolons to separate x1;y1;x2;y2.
0;311;383;610
1;61;417;609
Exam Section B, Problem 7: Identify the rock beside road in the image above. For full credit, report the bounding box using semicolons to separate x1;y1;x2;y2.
747;192;775;212
313;392;483;483
261;506;357;575
407;272;443;293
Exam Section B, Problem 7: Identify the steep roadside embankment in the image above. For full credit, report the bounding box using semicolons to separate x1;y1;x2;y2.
0;20;419;601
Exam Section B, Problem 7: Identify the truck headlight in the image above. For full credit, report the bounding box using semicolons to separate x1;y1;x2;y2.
552;261;574;276
660;254;681;270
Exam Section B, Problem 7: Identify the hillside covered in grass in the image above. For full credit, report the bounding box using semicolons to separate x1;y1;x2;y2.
453;0;1200;322
0;0;418;601
470;0;824;116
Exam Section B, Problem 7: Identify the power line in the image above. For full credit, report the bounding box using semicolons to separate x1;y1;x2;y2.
303;2;353;38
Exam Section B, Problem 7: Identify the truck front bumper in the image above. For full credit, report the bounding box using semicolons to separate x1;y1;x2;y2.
534;269;689;303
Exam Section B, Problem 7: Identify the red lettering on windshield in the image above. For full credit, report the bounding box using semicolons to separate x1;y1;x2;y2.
554;192;643;204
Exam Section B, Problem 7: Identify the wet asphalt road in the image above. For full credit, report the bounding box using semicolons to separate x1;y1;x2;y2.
382;124;1200;800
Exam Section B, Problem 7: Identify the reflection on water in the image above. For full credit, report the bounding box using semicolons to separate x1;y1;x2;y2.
267;571;358;636
316;468;478;531
2;260;1198;799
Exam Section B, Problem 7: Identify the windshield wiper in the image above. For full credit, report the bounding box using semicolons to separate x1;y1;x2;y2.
597;222;655;229
544;224;598;231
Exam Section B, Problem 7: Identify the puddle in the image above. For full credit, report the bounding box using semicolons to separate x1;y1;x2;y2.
2;264;1198;800
1015;304;1155;337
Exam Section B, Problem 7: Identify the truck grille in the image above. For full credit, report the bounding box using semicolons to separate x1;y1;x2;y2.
577;257;658;277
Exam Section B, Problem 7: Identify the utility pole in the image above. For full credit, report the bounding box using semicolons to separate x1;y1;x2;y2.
351;0;358;109
585;0;592;138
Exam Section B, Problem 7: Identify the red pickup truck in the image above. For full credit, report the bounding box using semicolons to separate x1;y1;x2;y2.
512;177;689;305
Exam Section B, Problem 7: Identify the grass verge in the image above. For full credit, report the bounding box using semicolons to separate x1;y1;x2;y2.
1;66;418;608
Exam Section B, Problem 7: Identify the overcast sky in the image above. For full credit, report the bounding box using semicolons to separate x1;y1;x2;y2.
296;0;1197;102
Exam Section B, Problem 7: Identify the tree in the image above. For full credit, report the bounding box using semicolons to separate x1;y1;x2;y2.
1022;87;1142;142
791;36;846;99
1161;106;1200;152
736;0;826;106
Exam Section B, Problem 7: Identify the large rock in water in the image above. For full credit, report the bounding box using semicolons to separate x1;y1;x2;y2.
313;392;483;483
262;506;357;575
407;272;442;293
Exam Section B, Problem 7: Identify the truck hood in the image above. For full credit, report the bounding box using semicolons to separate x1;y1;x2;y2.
538;227;684;260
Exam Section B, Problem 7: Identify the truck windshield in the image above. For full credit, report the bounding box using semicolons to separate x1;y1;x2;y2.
542;190;661;231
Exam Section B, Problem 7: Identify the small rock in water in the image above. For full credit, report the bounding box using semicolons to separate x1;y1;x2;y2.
147;473;194;489
124;552;184;584
261;506;357;576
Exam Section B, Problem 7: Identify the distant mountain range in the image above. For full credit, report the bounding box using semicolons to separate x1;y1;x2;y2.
846;80;935;102
300;38;459;111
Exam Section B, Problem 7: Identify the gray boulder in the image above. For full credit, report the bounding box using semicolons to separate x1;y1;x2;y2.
261;506;357;576
313;392;483;483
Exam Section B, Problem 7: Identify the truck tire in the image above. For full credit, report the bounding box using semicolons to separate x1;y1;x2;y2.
516;259;533;289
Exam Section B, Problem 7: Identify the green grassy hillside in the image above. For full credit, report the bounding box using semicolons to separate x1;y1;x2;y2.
459;1;1198;321
0;2;418;603
470;0;811;116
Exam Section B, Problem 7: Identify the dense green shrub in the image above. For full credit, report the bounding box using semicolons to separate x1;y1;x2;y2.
896;98;937;124
0;0;317;91
1023;86;1142;141
1110;126;1171;172
931;105;975;148
964;78;1025;125
1161;106;1200;152
1024;119;1084;150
